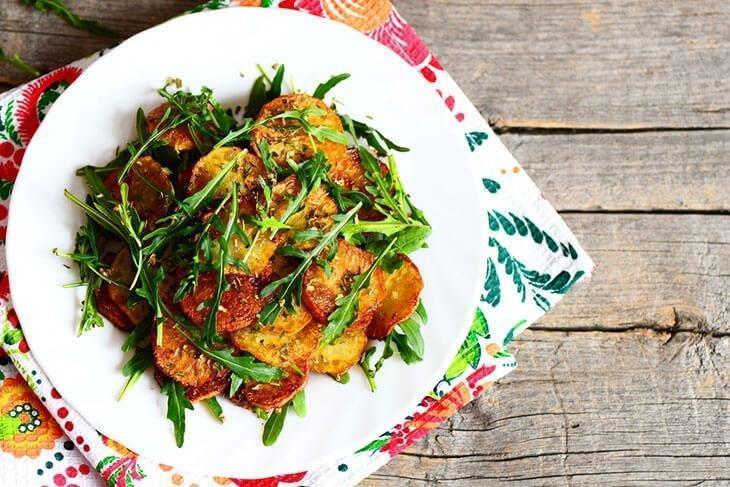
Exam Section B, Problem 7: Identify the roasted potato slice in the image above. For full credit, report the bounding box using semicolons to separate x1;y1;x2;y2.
230;322;320;370
226;230;279;279
233;368;308;411
188;147;265;199
105;248;149;326
146;103;196;152
104;156;174;229
251;94;346;167
286;186;338;241
311;325;368;376
269;304;314;335
229;320;320;410
179;272;265;333
329;148;369;192
95;286;134;331
302;239;386;329
368;255;424;339
153;320;230;393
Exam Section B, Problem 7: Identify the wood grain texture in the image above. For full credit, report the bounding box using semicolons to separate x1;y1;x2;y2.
501;131;730;212
538;214;730;335
0;1;728;484
364;329;730;485
0;0;198;85
397;0;730;130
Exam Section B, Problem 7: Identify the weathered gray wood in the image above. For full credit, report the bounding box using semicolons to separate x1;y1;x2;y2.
397;0;730;130
364;329;730;485
0;0;198;85
501;130;730;212
2;1;730;130
540;214;729;334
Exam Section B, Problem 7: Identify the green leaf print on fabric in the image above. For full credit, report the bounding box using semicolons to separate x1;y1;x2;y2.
481;257;501;307
488;210;579;260
0;101;21;145
503;319;528;346
188;0;227;12
2;329;22;346
356;435;391;454
444;309;492;381
37;81;70;122
0;414;22;441
0;180;14;199
482;178;501;194
466;131;488;151
489;237;585;311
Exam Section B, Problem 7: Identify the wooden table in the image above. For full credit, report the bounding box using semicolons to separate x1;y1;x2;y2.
2;1;728;484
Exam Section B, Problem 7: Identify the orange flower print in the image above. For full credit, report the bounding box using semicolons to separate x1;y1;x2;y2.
281;0;393;32
101;434;137;457
231;0;264;6
0;377;63;458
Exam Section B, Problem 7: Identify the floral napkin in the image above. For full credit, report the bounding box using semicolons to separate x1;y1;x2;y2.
0;1;593;486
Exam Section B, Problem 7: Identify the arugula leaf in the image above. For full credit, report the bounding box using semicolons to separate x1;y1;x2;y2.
229;374;244;398
20;0;118;37
359;337;395;392
202;184;239;345
262;406;287;446
199;347;283;383
291;390;306;418
342;115;409;156
0;46;39;76
313;73;351;99
245;75;268;118
393;317;424;364
204;397;225;423
118;347;153;400
162;381;194;448
121;320;151;352
267;64;285;99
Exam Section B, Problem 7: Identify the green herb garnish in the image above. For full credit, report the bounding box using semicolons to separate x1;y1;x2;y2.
20;0;118;37
162;381;194;448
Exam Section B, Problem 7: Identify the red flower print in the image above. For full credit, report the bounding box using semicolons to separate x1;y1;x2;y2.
0;274;9;303
229;471;307;487
379;382;474;457
16;66;83;145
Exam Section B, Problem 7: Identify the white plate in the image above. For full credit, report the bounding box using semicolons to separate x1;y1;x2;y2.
7;7;484;478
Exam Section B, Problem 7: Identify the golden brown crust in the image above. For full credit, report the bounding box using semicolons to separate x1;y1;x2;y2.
229;322;320;370
146;103;196;152
302;239;386;330
104;156;174;229
188;147;265;198
329;148;369;192
311;325;368;376
95;285;134;331
251;94;346;167
368;255;424;339
105;248;149;326
235;369;308;411
179;272;266;334
229;321;321;411
152;320;230;391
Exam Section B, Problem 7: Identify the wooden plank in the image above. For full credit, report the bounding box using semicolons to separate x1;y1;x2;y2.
0;0;197;85
2;1;729;129
366;329;730;485
500;130;730;212
539;213;730;334
397;0;730;129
